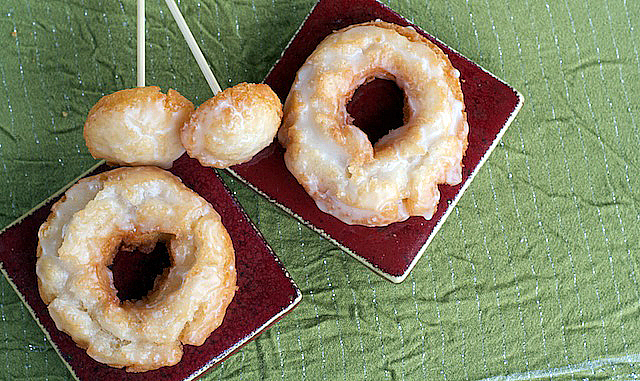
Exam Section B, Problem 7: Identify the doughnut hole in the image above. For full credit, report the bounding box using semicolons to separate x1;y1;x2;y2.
109;236;172;302
346;78;405;146
83;86;194;169
181;82;283;168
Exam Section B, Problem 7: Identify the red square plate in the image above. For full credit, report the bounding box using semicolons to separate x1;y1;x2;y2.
229;0;524;283
0;156;302;381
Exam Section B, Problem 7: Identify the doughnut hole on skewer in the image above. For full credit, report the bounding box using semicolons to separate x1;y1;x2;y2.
181;83;283;168
83;86;194;169
36;167;236;372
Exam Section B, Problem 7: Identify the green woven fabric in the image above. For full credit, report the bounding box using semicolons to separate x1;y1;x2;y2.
2;0;640;379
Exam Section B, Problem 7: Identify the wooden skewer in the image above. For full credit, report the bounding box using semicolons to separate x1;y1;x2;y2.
137;0;145;87
164;0;222;95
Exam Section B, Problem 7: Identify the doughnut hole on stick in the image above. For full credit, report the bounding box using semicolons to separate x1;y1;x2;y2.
181;83;283;168
83;86;194;169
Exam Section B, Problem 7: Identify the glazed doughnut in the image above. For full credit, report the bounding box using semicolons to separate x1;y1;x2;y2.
36;167;236;372
181;82;283;168
278;21;468;226
84;86;194;169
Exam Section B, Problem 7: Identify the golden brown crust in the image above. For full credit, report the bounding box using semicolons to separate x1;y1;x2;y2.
181;82;283;168
36;167;236;372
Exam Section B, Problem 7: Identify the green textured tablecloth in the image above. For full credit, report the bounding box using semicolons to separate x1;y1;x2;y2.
2;0;640;379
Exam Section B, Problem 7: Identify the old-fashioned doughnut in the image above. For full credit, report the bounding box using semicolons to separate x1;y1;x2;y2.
278;21;468;226
36;166;236;372
84;86;194;169
181;82;283;168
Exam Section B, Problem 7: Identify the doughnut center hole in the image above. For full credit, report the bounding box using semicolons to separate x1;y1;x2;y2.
109;238;172;302
347;78;405;145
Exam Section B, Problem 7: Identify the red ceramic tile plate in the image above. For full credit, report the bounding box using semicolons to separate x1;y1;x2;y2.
229;0;524;283
0;156;302;381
